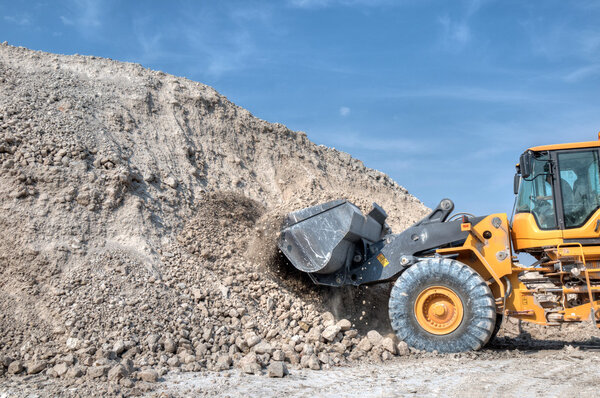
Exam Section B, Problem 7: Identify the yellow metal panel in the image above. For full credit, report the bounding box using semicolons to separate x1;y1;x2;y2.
504;271;547;324
511;212;563;252
437;213;513;296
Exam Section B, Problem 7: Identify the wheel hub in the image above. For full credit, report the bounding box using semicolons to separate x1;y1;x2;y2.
415;286;464;335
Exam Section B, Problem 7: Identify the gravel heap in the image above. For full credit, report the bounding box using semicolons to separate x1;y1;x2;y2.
0;43;429;395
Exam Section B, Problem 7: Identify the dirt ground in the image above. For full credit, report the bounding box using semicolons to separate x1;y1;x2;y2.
2;343;599;397
157;345;600;398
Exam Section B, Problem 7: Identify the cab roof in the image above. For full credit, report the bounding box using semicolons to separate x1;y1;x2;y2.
529;138;600;152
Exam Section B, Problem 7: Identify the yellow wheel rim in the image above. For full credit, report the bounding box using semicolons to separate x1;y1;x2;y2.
414;286;464;335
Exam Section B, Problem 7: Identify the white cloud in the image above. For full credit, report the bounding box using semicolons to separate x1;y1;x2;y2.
438;16;471;48
339;106;350;116
288;0;332;7
288;0;394;9
60;16;74;25
131;3;275;79
4;15;31;26
320;131;423;153
382;86;560;104
525;20;600;61
437;0;491;51
60;0;103;31
564;64;600;82
524;21;600;83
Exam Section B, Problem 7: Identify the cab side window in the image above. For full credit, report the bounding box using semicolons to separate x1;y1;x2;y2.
516;155;557;229
558;150;600;228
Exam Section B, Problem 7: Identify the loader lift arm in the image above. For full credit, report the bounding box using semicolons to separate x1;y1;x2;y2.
279;198;484;286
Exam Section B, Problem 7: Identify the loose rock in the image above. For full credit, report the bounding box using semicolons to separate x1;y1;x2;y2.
267;361;288;378
139;369;159;383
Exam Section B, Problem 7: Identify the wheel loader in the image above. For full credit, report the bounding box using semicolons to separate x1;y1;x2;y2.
278;135;600;353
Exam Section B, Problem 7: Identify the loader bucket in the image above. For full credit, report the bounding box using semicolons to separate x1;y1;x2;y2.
278;199;388;275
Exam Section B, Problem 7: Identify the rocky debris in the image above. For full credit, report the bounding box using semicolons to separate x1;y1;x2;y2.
0;43;437;396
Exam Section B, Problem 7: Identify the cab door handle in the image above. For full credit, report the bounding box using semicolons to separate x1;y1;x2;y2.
595;220;600;233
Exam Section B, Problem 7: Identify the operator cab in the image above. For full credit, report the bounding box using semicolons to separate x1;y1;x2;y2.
512;137;600;254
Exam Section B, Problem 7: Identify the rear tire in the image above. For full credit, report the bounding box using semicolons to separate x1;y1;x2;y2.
389;257;496;353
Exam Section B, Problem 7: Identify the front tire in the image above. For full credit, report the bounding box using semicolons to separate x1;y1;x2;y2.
388;258;496;353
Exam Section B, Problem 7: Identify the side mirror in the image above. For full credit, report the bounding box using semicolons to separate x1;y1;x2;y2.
513;173;520;195
520;151;533;178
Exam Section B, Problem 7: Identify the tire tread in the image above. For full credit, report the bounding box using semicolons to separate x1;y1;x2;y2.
388;257;496;353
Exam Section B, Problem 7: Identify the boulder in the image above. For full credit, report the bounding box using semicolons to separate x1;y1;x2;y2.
139;369;159;383
321;312;335;327
164;338;177;353
366;330;383;346
356;337;373;352
397;341;410;356
238;352;261;375
215;354;232;371
321;325;341;342
66;366;84;378
272;349;285;362
306;326;323;342
381;337;397;354
167;356;180;368
53;362;68;377
253;341;274;355
245;332;261;348
113;340;127;355
26;361;47;375
267;361;287;378
8;361;24;374
336;319;352;331
65;337;80;351
87;365;109;379
307;354;320;370
107;364;128;381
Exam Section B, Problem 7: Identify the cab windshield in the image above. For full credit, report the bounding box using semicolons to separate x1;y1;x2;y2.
558;150;600;228
516;153;557;230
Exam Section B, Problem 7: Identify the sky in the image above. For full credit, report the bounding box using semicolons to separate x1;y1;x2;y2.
1;0;600;216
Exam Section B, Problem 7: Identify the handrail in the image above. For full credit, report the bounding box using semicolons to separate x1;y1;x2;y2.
556;242;597;326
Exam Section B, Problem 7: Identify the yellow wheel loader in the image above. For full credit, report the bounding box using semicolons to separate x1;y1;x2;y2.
278;135;600;352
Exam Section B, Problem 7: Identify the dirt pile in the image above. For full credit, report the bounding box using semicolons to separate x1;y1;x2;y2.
0;43;429;394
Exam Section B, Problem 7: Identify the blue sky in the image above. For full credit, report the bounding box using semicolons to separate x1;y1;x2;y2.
1;0;600;216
